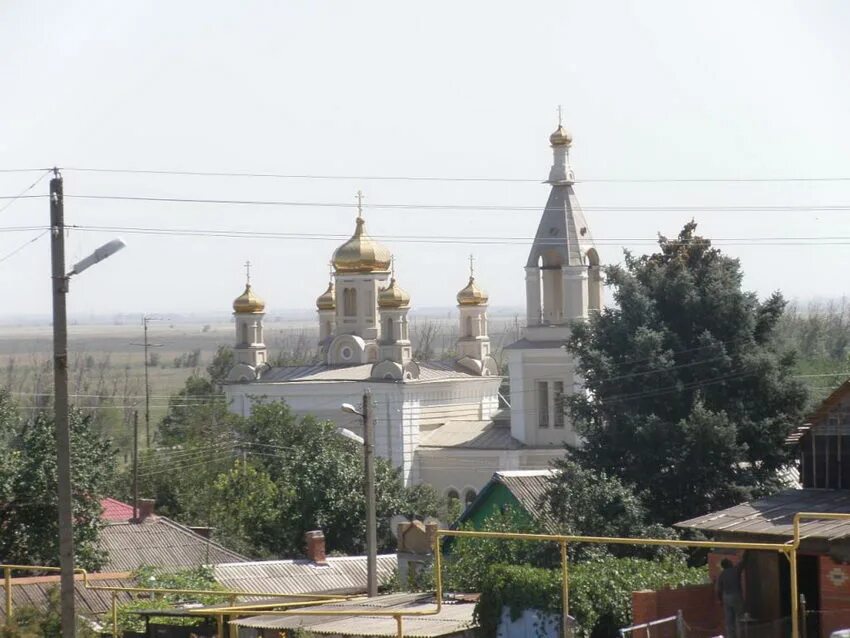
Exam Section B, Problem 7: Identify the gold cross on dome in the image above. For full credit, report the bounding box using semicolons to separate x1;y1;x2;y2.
469;254;475;278
391;255;396;278
557;104;563;127
356;190;364;217
244;260;252;285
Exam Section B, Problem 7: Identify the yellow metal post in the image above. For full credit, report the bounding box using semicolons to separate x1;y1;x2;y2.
111;591;118;637
229;613;238;638
395;614;403;638
216;613;224;638
4;567;12;626
434;530;443;610
790;548;799;638
561;541;569;638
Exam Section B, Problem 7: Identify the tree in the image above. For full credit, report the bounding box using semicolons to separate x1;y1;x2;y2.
0;399;115;570
206;345;235;385
542;458;677;560
566;222;809;525
157;374;239;446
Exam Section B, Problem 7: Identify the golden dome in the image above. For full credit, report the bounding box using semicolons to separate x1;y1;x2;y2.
332;217;392;274
457;276;488;306
233;283;265;313
378;278;410;309
549;125;572;147
316;281;335;310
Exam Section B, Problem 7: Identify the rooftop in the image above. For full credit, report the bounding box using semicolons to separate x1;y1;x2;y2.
99;517;248;572
256;360;493;384
676;488;850;540
230;592;476;637
213;554;398;597
418;419;524;450
100;497;136;522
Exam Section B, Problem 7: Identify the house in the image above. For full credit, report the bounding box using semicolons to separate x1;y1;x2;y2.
455;470;559;533
97;498;248;572
223;122;599;496
672;380;850;638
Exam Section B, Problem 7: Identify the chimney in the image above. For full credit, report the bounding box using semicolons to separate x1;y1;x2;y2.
190;526;213;539
137;498;155;523
305;530;327;565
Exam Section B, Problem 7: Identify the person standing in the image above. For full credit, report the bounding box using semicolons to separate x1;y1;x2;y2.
716;553;747;638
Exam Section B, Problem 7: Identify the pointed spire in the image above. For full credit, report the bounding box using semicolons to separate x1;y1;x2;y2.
547;109;574;184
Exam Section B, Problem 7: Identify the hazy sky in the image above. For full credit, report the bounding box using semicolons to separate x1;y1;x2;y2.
1;1;849;319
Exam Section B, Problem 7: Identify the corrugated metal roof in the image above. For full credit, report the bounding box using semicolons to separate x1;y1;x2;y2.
99;517;248;572
230;593;476;637
676;488;850;540
418;420;524;450
457;470;561;534
0;572;135;623
213;554;397;597
253;361;482;384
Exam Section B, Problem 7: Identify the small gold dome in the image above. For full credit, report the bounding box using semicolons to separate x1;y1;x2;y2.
332;217;392;274
457;276;488;306
378;278;410;309
549;125;572;147
316;281;335;310
233;284;265;313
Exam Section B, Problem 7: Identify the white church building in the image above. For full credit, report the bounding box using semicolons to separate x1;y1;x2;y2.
223;122;601;502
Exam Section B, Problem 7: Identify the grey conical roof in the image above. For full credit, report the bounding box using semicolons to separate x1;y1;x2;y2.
526;183;595;268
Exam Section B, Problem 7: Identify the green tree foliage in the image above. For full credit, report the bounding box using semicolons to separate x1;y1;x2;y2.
0;587;98;638
542;458;678;560
0;396;115;570
157;374;238;446
206;345;235;385
476;558;707;638
566;222;809;524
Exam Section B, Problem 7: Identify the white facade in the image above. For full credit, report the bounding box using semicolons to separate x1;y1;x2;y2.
223;124;601;496
506;123;600;449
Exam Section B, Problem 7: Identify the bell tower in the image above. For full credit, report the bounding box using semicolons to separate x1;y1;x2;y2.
506;117;601;447
231;261;268;372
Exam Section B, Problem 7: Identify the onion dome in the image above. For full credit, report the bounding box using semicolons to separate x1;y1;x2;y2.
378;278;411;309
233;284;265;314
316;281;336;310
332;217;392;274
456;276;488;306
549;125;572;147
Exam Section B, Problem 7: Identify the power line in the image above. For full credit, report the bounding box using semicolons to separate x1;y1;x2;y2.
61;193;850;213
56;166;850;184
0;171;51;215
0;230;49;264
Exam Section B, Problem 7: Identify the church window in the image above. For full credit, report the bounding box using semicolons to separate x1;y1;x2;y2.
386;317;394;341
465;489;477;505
340;346;353;361
553;381;565;428
241;322;249;345
343;288;358;317
447;488;460;502
465;316;473;337
537;381;549;428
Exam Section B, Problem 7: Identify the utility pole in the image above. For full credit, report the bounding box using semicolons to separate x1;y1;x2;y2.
50;170;76;638
132;410;139;522
131;316;162;448
363;389;377;597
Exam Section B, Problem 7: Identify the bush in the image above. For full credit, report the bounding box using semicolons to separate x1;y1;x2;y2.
476;557;707;638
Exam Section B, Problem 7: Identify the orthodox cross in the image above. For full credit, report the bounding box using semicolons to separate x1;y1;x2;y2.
356;190;364;217
391;255;396;279
557;104;563;127
469;254;475;278
328;261;334;282
244;260;252;285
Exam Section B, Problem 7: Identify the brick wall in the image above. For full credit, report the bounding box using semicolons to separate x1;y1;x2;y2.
632;584;721;638
819;556;850;638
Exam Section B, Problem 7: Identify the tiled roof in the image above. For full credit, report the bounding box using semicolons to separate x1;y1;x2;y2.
0;572;135;623
418;420;525;450
99;517;248;572
255;361;484;384
676;488;850;540
100;497;136;522
458;470;561;534
230;592;476;636
213;554;397;597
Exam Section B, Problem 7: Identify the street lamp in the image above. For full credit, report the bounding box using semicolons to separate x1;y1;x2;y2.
50;172;127;637
340;393;377;597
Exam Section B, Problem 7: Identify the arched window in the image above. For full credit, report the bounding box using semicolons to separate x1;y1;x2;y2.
447;488;460;502
587;248;602;312
385;317;394;341
465;489;477;506
343;288;357;317
241;322;249;345
465;315;473;337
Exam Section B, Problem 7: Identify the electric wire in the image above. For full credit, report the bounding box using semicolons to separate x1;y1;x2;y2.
0;230;49;264
0;170;51;215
